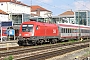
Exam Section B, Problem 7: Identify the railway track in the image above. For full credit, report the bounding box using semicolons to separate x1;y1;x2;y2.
0;40;89;52
0;40;90;60
17;44;89;60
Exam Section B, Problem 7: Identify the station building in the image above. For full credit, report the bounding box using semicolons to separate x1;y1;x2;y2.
0;0;31;27
58;10;75;24
75;10;90;26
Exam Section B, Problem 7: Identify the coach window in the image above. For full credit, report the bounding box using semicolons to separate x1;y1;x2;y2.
83;29;84;33
62;28;64;33
71;29;73;33
81;29;82;33
61;28;62;33
67;28;68;33
83;30;84;33
73;29;75;33
69;29;70;33
88;30;89;33
70;29;71;33
62;28;63;33
85;30;87;33
86;30;87;33
81;29;83;33
66;28;67;33
68;28;69;33
0;30;1;34
74;29;76;33
65;28;66;33
72;29;73;33
63;28;64;33
64;28;65;33
87;30;88;33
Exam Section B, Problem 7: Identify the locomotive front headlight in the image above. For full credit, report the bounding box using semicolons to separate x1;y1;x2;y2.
19;34;21;36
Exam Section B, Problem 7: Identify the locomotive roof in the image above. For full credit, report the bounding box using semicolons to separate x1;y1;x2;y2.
22;21;57;26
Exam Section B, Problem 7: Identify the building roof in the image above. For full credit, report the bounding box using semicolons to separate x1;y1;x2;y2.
0;0;30;7
59;10;74;16
0;9;8;14
31;5;51;12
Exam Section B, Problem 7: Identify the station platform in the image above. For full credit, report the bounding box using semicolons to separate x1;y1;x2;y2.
0;40;19;48
0;40;18;43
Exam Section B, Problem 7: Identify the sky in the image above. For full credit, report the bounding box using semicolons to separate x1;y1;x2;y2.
17;0;90;16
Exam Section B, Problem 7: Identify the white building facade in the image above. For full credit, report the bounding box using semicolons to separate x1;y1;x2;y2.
0;2;30;14
0;0;31;25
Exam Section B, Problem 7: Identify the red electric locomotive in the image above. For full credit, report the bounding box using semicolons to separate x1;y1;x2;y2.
18;21;60;46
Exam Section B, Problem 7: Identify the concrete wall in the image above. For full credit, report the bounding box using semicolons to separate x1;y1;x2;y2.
0;14;8;21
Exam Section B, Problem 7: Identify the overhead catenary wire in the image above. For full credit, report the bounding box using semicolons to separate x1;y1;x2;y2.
36;0;90;11
35;0;67;11
74;0;90;10
34;0;75;15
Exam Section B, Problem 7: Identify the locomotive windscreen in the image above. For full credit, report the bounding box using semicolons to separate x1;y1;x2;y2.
22;24;33;32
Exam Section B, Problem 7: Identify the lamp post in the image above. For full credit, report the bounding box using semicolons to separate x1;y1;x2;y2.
78;11;81;40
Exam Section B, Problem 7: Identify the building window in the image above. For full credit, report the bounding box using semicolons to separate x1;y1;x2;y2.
1;3;3;5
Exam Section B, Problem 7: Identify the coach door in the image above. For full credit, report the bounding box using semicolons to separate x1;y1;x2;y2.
58;26;61;37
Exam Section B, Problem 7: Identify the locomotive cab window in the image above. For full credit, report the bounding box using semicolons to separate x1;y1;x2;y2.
22;24;33;32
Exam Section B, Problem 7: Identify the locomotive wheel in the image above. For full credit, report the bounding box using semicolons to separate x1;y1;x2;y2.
39;40;43;45
51;39;55;44
51;39;57;44
33;41;37;46
18;41;23;46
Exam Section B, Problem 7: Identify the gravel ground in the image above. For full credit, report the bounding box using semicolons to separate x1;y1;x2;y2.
46;47;90;60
